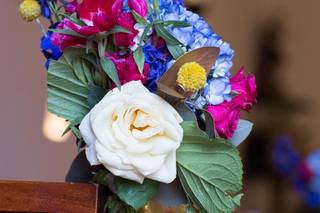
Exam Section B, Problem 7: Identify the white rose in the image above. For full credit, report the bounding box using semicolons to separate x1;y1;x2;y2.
79;81;183;184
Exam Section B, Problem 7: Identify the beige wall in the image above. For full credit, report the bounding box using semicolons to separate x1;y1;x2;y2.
0;1;76;181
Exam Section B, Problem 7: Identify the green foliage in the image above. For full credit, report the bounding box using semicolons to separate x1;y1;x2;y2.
133;47;145;74
47;48;91;122
177;122;243;213
155;24;182;45
105;195;136;213
167;44;185;59
132;10;148;25
92;169;109;186
114;177;159;210
100;57;121;89
49;28;87;38
88;84;108;109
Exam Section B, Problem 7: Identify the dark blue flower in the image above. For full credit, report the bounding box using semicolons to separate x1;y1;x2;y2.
38;0;56;20
272;136;300;177
143;44;172;92
41;24;62;69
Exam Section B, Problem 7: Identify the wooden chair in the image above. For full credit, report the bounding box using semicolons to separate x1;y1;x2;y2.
0;180;101;213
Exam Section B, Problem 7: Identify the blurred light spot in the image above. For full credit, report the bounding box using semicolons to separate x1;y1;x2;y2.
42;111;70;143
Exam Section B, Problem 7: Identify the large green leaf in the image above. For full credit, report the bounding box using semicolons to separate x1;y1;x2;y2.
114;177;159;210
177;122;243;213
47;49;90;122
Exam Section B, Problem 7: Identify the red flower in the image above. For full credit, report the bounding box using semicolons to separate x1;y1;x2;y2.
107;53;149;85
114;13;138;47
231;67;257;111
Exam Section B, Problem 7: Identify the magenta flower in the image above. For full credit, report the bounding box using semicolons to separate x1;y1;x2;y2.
207;68;257;139
52;0;124;50
207;101;241;139
231;68;257;111
128;0;148;17
64;0;78;14
114;13;138;47
107;53;149;85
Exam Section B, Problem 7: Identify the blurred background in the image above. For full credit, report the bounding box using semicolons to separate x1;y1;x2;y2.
1;0;320;212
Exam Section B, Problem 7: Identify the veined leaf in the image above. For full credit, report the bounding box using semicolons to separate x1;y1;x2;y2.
47;49;90;122
132;10;148;25
49;28;87;38
167;44;185;60
177;122;243;213
155;24;181;45
114;177;159;210
133;47;145;74
100;57;121;89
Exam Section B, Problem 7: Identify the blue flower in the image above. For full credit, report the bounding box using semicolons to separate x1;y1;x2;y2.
143;44;172;92
41;25;62;69
203;78;232;105
38;0;54;20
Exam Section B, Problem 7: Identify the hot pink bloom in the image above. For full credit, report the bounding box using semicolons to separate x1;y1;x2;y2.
207;101;241;139
65;0;78;14
52;0;124;50
108;53;149;85
114;13;138;47
128;0;148;17
231;68;257;111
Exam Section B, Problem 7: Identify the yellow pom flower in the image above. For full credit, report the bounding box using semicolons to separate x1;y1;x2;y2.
19;0;41;22
177;62;207;92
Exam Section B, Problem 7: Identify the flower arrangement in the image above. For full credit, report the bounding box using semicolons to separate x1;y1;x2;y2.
19;0;257;212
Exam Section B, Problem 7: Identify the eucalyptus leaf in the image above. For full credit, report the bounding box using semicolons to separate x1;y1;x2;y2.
167;44;185;60
133;47;145;74
177;122;243;213
88;84;108;109
100;57;121;89
114;177;159;210
230;120;253;146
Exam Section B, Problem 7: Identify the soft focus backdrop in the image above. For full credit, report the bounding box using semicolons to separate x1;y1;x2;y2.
1;0;320;212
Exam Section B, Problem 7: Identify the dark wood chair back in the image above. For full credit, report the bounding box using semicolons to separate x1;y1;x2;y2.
0;180;98;213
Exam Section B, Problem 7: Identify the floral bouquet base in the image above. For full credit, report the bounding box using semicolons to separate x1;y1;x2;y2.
20;0;257;212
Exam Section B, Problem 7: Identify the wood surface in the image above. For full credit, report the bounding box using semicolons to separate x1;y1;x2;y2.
0;180;98;213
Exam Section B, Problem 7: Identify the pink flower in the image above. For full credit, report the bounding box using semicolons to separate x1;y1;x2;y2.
128;0;148;17
107;53;149;85
114;13;138;47
207;101;241;139
231;68;257;111
65;0;78;14
77;0;123;32
52;0;123;50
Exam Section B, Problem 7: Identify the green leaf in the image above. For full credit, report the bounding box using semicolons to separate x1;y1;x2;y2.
92;169;109;186
161;20;191;28
97;25;133;39
68;13;86;26
49;28;87;38
153;0;159;16
176;103;198;124
133;47;145;74
155;24;181;45
114;177;159;210
203;110;216;139
177;122;243;213
131;10;148;25
73;58;91;84
167;44;185;59
47;49;90;122
100;57;121;89
105;195;136;213
88;84;108;109
139;23;152;45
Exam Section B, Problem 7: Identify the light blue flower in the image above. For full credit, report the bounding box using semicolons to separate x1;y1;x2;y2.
203;78;232;105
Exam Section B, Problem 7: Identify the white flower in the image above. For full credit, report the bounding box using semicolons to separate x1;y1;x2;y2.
79;81;183;184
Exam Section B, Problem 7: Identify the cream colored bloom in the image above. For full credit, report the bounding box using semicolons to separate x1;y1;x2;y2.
80;81;183;183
